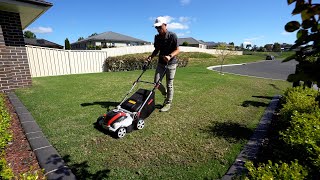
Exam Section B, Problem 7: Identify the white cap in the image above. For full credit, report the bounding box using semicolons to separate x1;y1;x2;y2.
154;16;167;27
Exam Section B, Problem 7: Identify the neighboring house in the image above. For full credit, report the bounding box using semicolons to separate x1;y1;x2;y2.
178;37;207;49
0;0;52;92
24;38;63;49
71;31;150;50
281;43;293;51
205;41;219;49
205;41;234;50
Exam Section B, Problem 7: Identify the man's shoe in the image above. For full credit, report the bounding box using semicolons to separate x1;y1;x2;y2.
160;103;171;112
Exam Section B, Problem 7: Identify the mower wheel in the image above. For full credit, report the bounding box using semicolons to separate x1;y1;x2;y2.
116;127;126;138
136;119;145;130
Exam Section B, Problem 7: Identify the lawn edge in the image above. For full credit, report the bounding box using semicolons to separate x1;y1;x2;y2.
221;95;280;180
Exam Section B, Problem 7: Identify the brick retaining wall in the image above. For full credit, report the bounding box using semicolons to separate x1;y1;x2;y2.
0;10;32;92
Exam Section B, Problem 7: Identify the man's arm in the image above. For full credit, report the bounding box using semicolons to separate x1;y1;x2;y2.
147;48;159;61
164;46;180;62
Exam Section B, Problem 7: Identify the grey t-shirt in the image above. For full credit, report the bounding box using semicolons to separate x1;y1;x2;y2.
154;31;179;65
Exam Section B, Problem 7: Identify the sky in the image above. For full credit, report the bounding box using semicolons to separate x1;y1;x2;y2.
25;0;302;47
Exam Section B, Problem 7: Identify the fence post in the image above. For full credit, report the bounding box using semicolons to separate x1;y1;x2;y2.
67;50;72;75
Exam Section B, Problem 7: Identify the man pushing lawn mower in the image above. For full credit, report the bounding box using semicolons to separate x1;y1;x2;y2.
96;16;180;138
147;16;180;112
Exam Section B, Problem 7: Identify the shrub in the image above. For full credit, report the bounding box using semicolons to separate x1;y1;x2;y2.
103;53;189;72
281;110;320;169
0;94;12;150
279;86;319;123
0;158;14;180
245;160;308;180
0;94;13;180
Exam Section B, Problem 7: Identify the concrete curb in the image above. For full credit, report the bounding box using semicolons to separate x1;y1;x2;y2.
7;92;77;180
206;60;266;70
221;95;280;180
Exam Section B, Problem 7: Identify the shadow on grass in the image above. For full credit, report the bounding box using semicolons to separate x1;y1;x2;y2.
269;83;280;90
251;95;274;100
81;101;119;109
242;101;269;107
242;95;274;107
203;122;253;143
63;155;111;179
44;154;110;179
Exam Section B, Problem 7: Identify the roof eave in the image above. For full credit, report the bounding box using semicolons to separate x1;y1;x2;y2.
0;0;52;29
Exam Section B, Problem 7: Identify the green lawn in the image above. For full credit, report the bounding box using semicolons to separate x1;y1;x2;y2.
15;54;291;179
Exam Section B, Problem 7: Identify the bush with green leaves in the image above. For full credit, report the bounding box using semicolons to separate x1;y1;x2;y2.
279;86;319;123
284;0;320;87
0;94;12;150
281;110;320;170
0;94;14;180
245;160;308;180
103;53;189;72
0;157;14;180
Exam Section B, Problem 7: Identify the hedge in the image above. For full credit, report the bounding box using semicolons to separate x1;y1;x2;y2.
102;53;189;72
245;86;320;179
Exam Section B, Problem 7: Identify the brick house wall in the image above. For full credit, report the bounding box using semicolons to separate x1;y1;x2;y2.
0;10;32;92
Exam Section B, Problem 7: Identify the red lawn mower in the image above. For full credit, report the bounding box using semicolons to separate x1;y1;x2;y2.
96;62;167;138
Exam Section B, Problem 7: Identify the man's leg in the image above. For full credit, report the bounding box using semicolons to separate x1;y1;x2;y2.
161;64;177;112
154;63;167;97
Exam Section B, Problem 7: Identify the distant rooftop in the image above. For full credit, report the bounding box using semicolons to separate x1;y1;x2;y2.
72;31;149;44
25;38;63;49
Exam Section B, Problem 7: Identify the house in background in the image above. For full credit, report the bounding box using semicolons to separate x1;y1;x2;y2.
24;38;63;49
205;41;219;49
71;31;150;50
178;37;207;49
0;0;52;92
205;41;234;50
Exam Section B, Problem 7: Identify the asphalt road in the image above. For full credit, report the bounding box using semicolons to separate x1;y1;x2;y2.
208;60;298;80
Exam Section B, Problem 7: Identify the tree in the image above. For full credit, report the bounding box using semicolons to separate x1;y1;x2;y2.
23;31;36;39
246;44;252;50
217;44;236;75
182;41;189;46
78;37;84;41
89;33;98;37
272;42;281;52
65;38;71;50
252;45;258;51
284;0;320;87
264;44;273;52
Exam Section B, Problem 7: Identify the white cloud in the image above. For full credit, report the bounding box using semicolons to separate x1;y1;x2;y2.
150;15;191;30
168;22;189;30
180;0;191;6
179;16;190;23
177;31;191;37
25;27;53;34
243;41;252;45
177;33;185;37
162;16;175;24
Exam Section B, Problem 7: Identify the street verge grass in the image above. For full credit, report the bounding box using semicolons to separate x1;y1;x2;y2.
15;53;291;179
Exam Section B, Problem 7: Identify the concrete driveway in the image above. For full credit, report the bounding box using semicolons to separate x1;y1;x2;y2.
207;60;298;80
